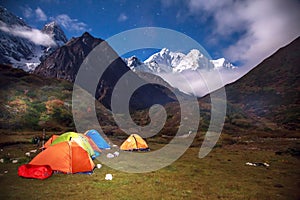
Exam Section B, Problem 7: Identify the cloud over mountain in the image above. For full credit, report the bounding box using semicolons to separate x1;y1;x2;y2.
0;21;56;46
186;0;300;69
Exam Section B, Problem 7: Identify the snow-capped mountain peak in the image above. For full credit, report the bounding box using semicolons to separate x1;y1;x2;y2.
174;49;213;72
123;48;237;97
211;58;236;69
159;48;169;56
144;48;173;73
39;21;68;62
126;48;235;74
141;48;206;73
42;21;68;47
169;51;185;67
123;56;143;70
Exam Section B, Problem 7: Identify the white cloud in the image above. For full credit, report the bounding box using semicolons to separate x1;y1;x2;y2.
0;21;56;46
35;7;47;21
22;6;33;18
158;0;300;96
186;0;300;70
118;13;128;22
22;6;47;21
223;0;300;69
51;14;89;32
157;0;300;96
159;68;245;97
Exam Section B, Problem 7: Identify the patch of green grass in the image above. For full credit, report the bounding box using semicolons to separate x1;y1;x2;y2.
0;139;299;200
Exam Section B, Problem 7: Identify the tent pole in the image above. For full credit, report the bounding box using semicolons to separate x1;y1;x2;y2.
42;129;45;151
133;134;138;150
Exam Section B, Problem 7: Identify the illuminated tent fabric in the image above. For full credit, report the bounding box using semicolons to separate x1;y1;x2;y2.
84;129;110;149
50;132;95;158
29;141;95;174
120;134;149;151
43;133;101;155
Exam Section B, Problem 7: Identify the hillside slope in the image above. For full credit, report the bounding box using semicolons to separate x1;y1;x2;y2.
0;64;114;132
225;36;300;130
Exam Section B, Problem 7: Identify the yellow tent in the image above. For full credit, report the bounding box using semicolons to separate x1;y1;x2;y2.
120;134;149;151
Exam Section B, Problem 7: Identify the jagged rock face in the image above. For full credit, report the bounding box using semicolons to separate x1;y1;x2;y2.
123;56;144;70
40;21;68;62
42;21;68;46
34;32;103;81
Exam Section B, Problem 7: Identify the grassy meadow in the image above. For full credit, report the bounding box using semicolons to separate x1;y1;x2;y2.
0;132;299;200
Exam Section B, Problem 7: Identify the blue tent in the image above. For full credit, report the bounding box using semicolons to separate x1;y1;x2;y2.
85;129;110;149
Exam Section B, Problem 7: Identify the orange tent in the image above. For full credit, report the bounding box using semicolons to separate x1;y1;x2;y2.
30;141;95;174
120;134;149;151
42;135;59;149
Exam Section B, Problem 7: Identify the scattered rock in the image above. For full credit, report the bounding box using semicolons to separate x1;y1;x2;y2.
245;162;270;167
263;162;270;167
96;164;102;169
113;151;120;157
246;162;256;166
106;153;114;158
105;174;113;180
12;159;18;164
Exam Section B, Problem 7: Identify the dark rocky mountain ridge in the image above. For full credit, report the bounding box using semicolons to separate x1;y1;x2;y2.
34;32;179;110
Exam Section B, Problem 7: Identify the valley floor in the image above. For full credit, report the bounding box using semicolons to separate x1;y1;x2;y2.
0;132;299;200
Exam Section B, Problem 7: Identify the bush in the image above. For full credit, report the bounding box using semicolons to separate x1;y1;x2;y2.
51;107;73;126
23;107;40;129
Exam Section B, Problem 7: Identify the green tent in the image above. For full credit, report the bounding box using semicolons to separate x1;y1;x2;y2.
51;132;95;158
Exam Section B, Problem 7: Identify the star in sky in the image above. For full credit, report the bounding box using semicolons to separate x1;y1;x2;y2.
1;0;300;68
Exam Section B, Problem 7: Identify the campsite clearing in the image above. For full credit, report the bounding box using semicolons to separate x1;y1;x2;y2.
0;133;299;199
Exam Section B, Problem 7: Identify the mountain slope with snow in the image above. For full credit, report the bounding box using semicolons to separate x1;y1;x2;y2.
40;21;68;62
123;48;237;96
211;58;236;69
0;7;67;71
0;7;37;71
